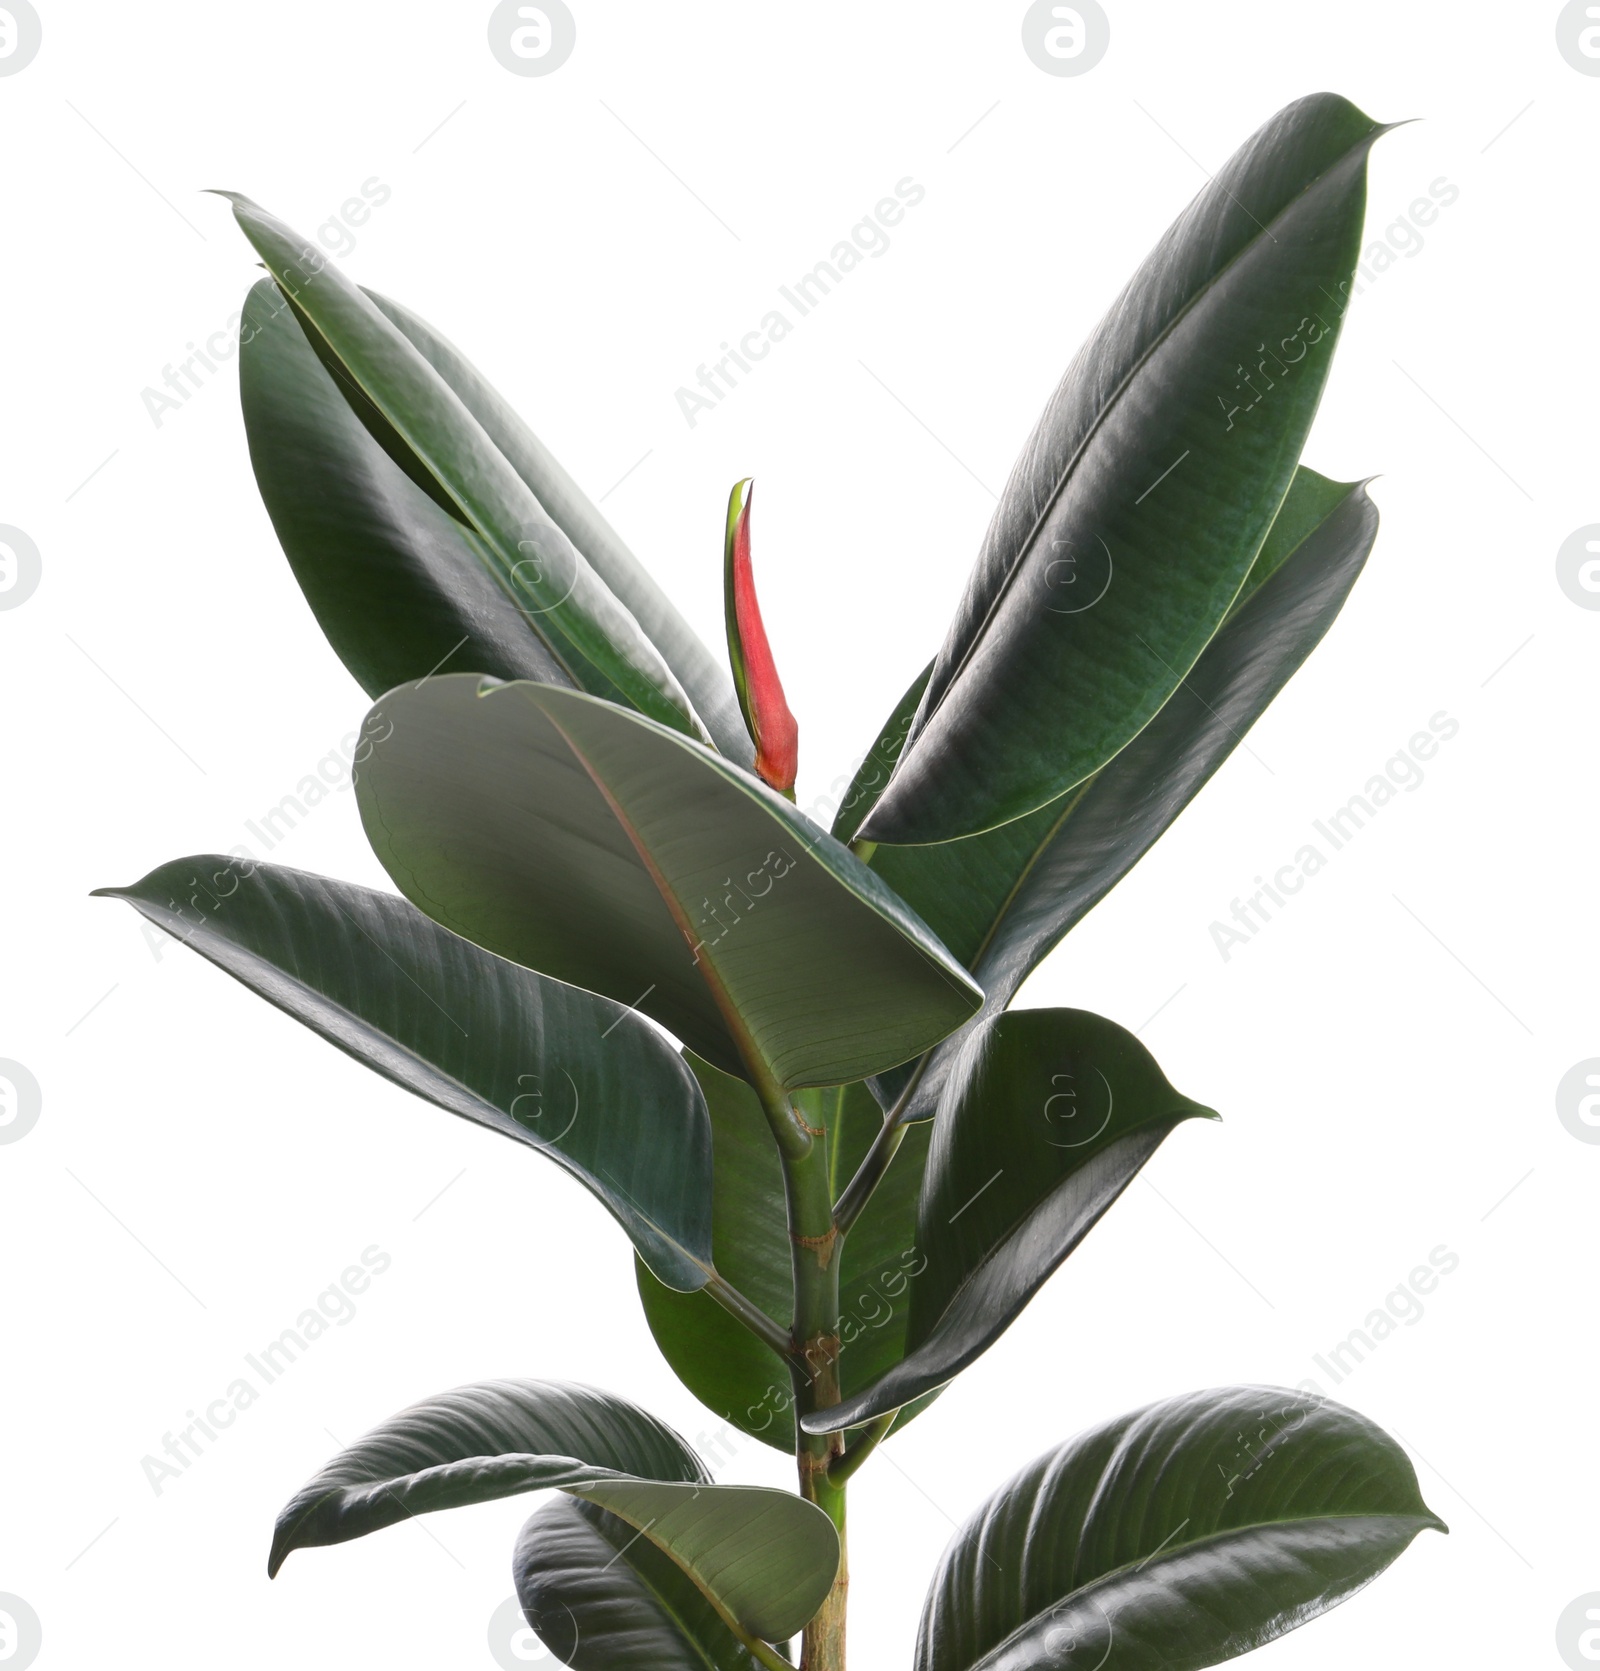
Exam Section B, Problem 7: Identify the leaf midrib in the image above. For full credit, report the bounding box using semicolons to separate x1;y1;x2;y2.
585;1500;761;1671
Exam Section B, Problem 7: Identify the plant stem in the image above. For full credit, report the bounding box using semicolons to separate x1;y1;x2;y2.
827;1409;898;1488
832;1053;930;1235
737;1628;800;1671
701;1269;803;1365
765;1087;849;1671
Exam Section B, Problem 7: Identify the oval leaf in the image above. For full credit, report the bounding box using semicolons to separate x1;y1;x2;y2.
870;470;1378;1121
805;1009;1215;1432
94;858;713;1290
269;1380;837;1643
237;277;572;698
915;1386;1444;1671
219;193;705;740
514;1496;771;1671
860;95;1389;843
354;676;981;1088
268;1379;705;1574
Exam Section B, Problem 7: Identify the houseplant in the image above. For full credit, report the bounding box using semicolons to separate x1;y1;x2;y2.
98;91;1443;1670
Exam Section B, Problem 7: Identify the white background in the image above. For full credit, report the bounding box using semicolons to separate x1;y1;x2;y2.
1;2;1592;1667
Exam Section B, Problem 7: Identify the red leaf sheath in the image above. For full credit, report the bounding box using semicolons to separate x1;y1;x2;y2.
726;482;799;794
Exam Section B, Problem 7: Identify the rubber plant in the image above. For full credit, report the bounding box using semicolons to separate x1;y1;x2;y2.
99;93;1445;1670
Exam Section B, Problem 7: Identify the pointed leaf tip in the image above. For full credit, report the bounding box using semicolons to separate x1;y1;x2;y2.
724;479;798;795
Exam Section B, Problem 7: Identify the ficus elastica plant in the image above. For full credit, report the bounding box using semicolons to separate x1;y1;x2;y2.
100;91;1443;1671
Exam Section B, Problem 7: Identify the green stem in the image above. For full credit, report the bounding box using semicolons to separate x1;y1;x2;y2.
761;1085;849;1671
702;1269;803;1366
827;1409;898;1488
832;1053;930;1235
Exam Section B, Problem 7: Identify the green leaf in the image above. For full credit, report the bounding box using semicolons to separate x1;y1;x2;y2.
914;1385;1445;1671
636;1053;791;1450
858;95;1390;844
236;277;571;698
565;1479;837;1644
805;1010;1215;1433
92;857;712;1290
514;1496;773;1671
869;470;1378;1122
268;1378;838;1645
637;1059;935;1451
219;193;707;741
268;1378;705;1573
354;677;982;1088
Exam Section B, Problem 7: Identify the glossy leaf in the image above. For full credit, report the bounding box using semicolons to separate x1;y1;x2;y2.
568;1478;837;1643
805;1010;1215;1432
859;95;1389;844
92;857;713;1289
870;470;1378;1121
637;1057;935;1450
268;1378;838;1643
220;193;706;741
915;1386;1445;1671
724;479;799;793
354;676;981;1087
268;1378;705;1573
237;277;572;698
514;1496;772;1671
636;1053;790;1450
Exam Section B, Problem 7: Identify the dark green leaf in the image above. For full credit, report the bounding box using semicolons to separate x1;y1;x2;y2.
637;1059;935;1450
806;1010;1214;1432
566;1479;837;1643
870;470;1378;1121
220;194;705;740
93;857;712;1289
915;1385;1444;1671
859;95;1389;844
268;1378;705;1574
237;277;571;698
515;1496;773;1671
354;677;981;1087
636;1053;790;1450
268;1378;837;1642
